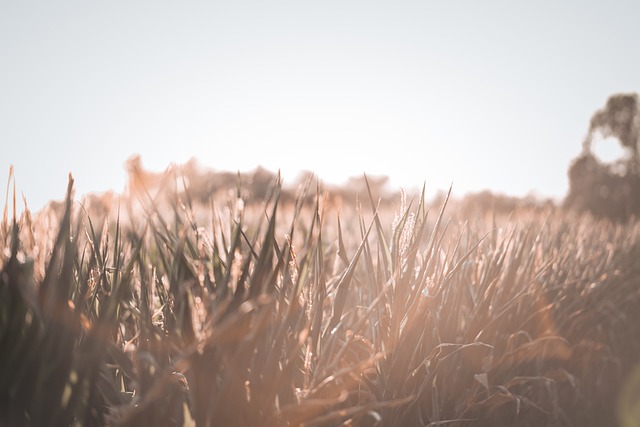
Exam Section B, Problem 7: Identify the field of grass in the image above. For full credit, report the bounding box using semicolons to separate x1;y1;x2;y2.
2;170;640;427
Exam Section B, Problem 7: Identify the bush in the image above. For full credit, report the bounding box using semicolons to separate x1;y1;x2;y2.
565;153;640;221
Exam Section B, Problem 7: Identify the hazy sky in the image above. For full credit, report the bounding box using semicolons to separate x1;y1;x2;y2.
1;1;639;210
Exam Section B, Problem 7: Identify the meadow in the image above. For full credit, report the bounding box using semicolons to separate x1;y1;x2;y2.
2;165;640;427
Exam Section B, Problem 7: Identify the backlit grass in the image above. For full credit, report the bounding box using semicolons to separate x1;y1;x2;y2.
2;171;640;426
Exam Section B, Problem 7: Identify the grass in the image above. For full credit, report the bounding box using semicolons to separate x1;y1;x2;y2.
1;169;640;426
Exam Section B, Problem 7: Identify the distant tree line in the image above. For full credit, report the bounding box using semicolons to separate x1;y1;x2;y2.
85;92;640;224
122;155;398;209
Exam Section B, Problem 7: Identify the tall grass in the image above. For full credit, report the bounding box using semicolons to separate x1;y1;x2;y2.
1;171;640;426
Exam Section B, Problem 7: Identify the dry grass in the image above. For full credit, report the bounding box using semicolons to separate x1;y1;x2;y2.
1;170;640;426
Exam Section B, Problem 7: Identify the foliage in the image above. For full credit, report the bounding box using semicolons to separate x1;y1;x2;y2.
566;93;640;220
584;93;640;165
565;153;640;221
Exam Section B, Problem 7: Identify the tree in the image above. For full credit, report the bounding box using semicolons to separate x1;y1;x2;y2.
583;93;640;168
566;93;640;220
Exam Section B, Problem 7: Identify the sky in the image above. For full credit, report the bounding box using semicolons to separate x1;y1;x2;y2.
1;1;639;211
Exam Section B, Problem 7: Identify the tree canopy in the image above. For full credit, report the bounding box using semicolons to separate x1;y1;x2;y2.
583;93;640;166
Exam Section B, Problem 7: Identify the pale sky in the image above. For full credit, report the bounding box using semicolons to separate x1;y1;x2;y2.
1;1;639;210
